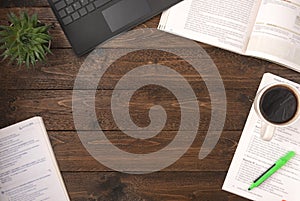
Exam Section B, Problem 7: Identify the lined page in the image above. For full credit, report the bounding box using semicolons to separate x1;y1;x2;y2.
158;0;261;53
246;0;300;72
0;117;70;201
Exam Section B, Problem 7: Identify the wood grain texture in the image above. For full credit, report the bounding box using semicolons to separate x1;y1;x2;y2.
62;171;249;201
2;1;299;201
0;88;252;131
48;130;241;172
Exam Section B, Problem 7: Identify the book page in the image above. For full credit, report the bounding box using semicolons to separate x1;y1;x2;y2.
246;0;300;72
0;117;70;201
222;73;300;201
158;0;261;53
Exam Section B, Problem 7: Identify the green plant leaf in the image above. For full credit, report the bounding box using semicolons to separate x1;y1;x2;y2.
8;13;18;26
37;33;51;40
34;26;49;34
25;52;30;67
31;13;38;27
36;37;49;44
37;44;45;53
33;47;41;61
7;39;17;50
30;51;36;66
36;45;46;57
0;43;7;50
0;25;11;32
9;49;19;64
1;51;9;61
44;45;52;54
20;12;26;28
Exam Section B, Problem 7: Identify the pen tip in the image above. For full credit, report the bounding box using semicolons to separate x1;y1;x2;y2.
248;188;251;191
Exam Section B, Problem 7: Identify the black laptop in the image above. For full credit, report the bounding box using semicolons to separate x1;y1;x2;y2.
48;0;182;56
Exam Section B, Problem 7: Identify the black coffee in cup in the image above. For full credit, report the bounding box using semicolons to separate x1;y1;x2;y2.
259;85;298;124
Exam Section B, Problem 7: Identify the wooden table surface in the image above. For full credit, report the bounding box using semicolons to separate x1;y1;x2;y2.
1;1;300;201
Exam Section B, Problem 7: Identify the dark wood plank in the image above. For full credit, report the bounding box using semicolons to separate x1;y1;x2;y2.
49;130;240;171
62;171;250;201
0;88;254;131
0;48;271;90
1;33;299;91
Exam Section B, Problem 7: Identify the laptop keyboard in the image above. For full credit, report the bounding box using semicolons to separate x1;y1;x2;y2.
51;0;112;25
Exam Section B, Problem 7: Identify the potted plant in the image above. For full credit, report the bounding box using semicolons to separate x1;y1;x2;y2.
0;12;52;67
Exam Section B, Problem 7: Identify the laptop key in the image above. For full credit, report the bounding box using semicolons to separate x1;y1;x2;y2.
79;8;88;16
58;9;67;18
55;1;66;10
72;12;80;20
52;0;60;3
62;16;73;25
66;0;74;5
80;0;89;6
73;2;82;10
93;0;110;8
66;6;74;14
86;3;95;12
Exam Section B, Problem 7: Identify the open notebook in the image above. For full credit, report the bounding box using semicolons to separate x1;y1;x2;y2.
158;0;300;72
0;117;70;201
222;73;300;201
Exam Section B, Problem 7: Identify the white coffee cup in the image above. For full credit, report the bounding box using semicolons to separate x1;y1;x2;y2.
254;83;300;141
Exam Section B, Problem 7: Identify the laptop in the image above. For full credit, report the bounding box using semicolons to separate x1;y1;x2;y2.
48;0;182;56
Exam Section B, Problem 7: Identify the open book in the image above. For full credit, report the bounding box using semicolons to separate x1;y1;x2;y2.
158;0;300;72
222;73;300;201
0;117;70;201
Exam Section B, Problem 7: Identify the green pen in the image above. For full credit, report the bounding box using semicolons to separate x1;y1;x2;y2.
248;151;296;191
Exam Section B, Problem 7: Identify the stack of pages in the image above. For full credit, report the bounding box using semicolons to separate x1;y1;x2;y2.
222;73;300;201
158;0;300;72
0;117;70;201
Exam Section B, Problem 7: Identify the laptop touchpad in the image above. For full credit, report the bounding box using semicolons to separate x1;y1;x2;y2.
102;0;151;32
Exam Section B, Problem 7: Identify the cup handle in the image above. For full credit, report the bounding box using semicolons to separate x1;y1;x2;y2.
260;122;275;141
